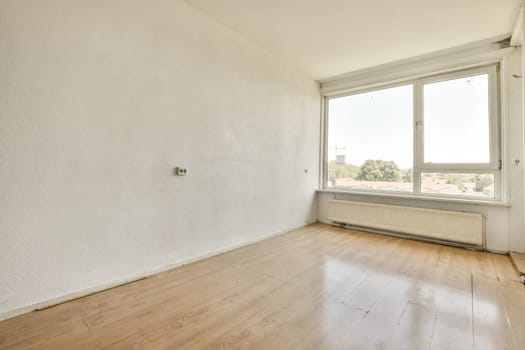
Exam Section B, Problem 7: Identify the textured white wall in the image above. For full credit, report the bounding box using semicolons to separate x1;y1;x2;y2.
318;49;525;253
0;0;320;319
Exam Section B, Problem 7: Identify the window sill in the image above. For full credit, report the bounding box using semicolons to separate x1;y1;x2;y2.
316;188;511;207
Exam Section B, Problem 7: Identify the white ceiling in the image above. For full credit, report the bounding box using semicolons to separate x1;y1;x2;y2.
186;0;522;80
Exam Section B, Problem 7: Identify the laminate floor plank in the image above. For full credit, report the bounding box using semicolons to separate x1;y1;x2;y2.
1;224;524;350
428;247;475;350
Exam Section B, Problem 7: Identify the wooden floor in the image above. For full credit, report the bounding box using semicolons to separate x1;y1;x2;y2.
1;224;525;350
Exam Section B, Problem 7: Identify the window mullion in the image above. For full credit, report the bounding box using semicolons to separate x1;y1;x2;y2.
489;64;500;169
413;82;423;195
321;96;329;189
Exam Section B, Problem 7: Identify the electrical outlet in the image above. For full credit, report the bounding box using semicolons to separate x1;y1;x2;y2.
174;167;188;176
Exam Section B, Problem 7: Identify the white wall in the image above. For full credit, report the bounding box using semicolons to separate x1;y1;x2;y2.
0;0;320;320
519;9;525;253
318;49;525;253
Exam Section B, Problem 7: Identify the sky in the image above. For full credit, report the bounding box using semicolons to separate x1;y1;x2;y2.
327;74;490;169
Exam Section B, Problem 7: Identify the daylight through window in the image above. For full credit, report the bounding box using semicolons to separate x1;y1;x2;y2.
325;65;500;200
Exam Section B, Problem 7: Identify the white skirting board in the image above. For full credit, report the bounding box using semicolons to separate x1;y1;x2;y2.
510;252;525;284
0;223;313;322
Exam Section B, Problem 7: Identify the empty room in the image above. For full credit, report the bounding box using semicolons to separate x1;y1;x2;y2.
2;0;525;349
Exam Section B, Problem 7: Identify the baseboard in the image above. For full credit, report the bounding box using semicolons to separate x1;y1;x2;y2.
317;219;509;254
0;223;311;322
509;252;525;284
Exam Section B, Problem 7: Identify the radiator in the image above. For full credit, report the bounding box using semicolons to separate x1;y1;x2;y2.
328;199;484;246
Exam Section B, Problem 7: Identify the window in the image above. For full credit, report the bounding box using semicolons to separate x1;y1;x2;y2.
324;65;500;201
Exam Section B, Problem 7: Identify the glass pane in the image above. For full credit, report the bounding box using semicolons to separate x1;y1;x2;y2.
421;173;495;198
327;85;413;192
423;73;490;163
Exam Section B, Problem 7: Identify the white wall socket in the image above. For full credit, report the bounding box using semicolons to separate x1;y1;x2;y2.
174;167;188;176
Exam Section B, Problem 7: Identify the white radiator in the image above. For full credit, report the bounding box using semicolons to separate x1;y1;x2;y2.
328;200;484;246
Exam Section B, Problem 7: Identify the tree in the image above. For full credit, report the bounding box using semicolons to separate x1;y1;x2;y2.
446;174;461;185
446;174;465;191
328;161;360;185
356;159;401;182
402;168;413;183
356;160;382;181
382;161;402;182
475;175;493;192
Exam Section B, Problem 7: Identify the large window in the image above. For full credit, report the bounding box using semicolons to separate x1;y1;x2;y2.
324;65;500;201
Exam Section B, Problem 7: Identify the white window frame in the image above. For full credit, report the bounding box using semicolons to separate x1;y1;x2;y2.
322;63;501;202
